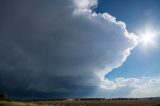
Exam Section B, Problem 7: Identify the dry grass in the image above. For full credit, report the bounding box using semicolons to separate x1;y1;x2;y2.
1;99;160;106
0;101;37;106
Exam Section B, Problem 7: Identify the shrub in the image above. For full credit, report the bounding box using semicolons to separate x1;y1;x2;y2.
157;104;160;106
0;93;6;101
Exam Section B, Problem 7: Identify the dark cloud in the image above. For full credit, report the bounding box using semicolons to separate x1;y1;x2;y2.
0;0;137;98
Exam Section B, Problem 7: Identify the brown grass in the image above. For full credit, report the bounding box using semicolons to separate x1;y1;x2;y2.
1;99;160;106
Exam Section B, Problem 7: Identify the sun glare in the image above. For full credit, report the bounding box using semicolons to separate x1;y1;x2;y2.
141;32;154;44
139;28;158;47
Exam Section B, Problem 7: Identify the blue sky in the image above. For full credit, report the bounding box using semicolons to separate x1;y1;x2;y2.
96;0;160;32
96;0;160;80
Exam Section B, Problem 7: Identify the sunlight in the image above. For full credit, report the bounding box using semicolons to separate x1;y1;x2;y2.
139;28;158;47
141;31;154;45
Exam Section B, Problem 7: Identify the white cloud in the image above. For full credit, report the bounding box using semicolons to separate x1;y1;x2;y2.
73;0;97;9
99;77;160;97
73;0;160;98
129;77;160;97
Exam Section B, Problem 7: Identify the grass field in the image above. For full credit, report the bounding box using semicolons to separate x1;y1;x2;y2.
1;99;160;106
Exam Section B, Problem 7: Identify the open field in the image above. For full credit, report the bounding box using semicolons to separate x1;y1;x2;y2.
1;99;160;106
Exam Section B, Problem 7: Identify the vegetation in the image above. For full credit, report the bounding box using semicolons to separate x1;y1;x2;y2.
0;101;37;106
157;104;160;106
0;93;6;101
0;99;160;106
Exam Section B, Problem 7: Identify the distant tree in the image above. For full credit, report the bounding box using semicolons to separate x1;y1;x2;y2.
0;93;6;101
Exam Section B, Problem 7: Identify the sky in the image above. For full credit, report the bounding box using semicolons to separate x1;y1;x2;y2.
96;0;160;78
0;0;160;99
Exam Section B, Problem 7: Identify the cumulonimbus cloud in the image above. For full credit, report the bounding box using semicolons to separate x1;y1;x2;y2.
2;0;157;98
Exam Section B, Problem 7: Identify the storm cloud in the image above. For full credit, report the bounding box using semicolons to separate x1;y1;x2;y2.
0;0;137;98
